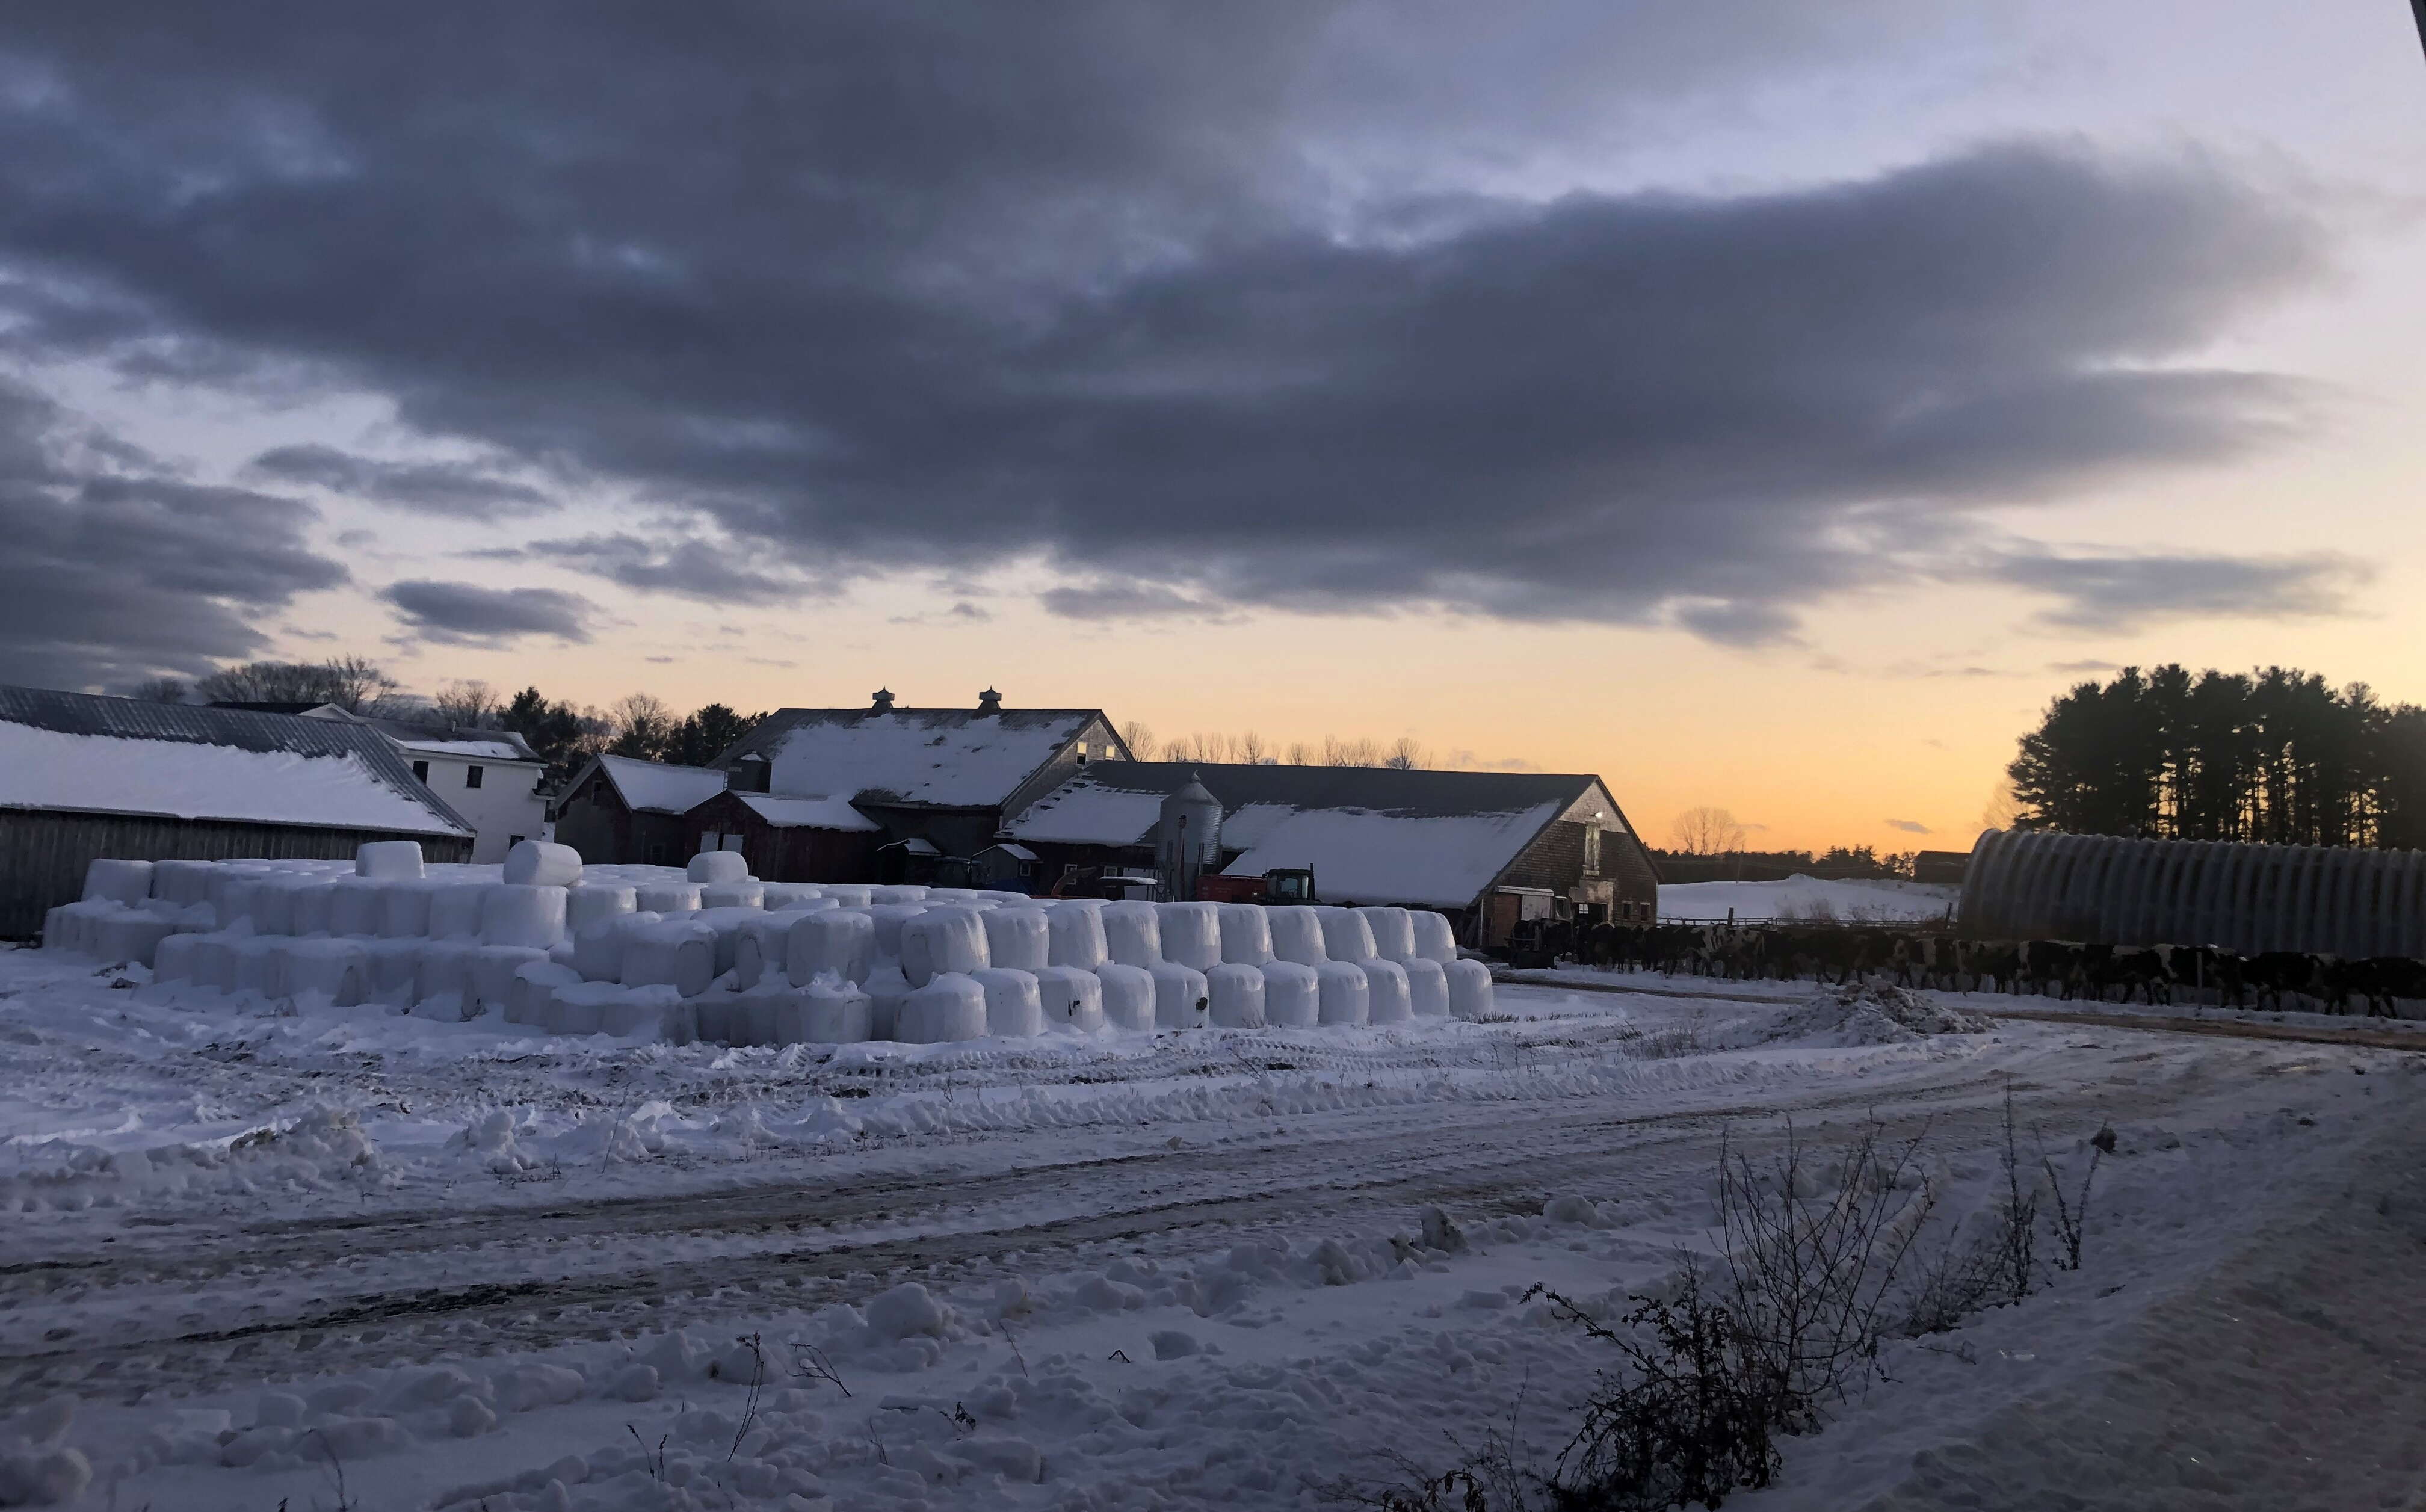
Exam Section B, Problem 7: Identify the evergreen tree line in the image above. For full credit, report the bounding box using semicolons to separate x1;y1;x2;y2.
2007;664;2426;850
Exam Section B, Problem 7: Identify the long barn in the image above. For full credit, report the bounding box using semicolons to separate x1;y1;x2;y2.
0;685;474;939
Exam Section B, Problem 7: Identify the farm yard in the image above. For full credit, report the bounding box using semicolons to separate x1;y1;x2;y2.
4;937;2422;1511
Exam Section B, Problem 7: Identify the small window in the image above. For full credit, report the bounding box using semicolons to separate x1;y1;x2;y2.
465;764;484;789
1582;827;1602;876
508;835;526;848
649;844;668;865
410;759;430;783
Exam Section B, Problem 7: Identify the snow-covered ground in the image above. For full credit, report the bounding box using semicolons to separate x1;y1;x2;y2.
3;943;2421;1510
1659;875;1960;923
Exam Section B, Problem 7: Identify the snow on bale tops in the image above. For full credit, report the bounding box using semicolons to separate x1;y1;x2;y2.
1267;906;1327;966
1094;963;1154;1030
1155;902;1222;971
1206;962;1266;1028
503;840;582;887
900;907;989;987
1100;901;1161;967
981;907;1050;972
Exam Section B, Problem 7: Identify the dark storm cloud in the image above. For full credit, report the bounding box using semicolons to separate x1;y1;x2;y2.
380;579;594;644
0;5;2338;649
246;443;557;519
1989;548;2365;633
0;380;346;690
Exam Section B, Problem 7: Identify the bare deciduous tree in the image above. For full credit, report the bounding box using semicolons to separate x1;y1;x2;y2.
1235;730;1270;765
1284;742;1313;765
1117;720;1156;761
196;656;410;715
608;692;677;761
433;679;501;728
129;677;188;705
1324;735;1381;767
1383;736;1430;770
1670;806;1747;857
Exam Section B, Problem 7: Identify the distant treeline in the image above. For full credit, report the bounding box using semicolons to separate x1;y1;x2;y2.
2008;664;2426;849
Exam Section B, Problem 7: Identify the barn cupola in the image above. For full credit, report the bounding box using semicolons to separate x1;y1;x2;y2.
870;688;895;712
977;687;1002;715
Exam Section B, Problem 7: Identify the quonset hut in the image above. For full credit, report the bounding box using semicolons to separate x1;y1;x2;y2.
0;685;474;938
1957;827;2426;958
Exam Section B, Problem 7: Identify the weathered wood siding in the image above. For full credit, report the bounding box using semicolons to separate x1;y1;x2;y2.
1;809;472;939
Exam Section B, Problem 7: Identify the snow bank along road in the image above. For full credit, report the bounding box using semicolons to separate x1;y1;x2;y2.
2;946;2421;1510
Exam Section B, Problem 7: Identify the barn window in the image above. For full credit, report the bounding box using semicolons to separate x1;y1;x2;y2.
466;765;484;789
1582;827;1602;875
411;759;430;782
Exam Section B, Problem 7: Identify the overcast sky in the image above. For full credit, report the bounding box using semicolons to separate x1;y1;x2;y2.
2;3;2421;850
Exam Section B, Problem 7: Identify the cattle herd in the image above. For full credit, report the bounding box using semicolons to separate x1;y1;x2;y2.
1556;919;2426;1017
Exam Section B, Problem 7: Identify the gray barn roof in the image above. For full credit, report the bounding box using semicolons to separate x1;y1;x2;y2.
0;685;474;836
715;706;1117;809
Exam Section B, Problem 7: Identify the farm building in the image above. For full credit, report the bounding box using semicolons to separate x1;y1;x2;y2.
1002;762;1657;946
0;685;473;939
1960;827;2426;958
211;702;549;862
551;754;729;868
682;788;884;885
708;689;1127;877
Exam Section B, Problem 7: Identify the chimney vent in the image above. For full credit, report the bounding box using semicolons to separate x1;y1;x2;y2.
977;687;1002;714
871;687;895;711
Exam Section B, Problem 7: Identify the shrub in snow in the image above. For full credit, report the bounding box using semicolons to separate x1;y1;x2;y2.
1149;961;1211;1029
1267;906;1329;966
502;838;583;887
981;906;1051;971
1156;901;1223;971
1316;961;1370;1026
970;966;1045;1037
685;849;748;884
1446;957;1496;1019
1404;956;1452;1017
788;909;875;988
1259;960;1321;1026
1100;899;1162;967
1094;962;1155;1030
901;906;990;987
1206;961;1266;1028
354;839;425;880
897;972;987;1043
865;1282;952;1341
1038;963;1107;1032
80;857;153;907
1360;957;1413;1024
1046;902;1109;969
1218;903;1274;964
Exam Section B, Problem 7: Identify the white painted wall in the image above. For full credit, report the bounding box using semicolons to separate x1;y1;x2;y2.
404;751;549;863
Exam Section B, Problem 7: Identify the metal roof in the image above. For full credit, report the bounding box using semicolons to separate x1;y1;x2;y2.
0;684;475;835
1015;761;1610;829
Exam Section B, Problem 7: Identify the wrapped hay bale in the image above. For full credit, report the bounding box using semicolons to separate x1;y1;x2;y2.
621;918;718;997
981;907;1050;972
700;881;765;910
470;945;551;1011
1038;964;1107;1032
789;910;876;988
780;975;872;1045
1155;903;1222;972
565;884;637;935
897;972;988;1043
328;877;383;937
1100;901;1162;967
502;840;583;887
1094;963;1155;1031
82;858;153;907
634;882;702;913
900;907;990;987
971;967;1045;1038
1404;957;1452;1017
686;850;749;884
1446;957;1496;1019
1316;907;1377;964
1316;961;1370;1026
1267;906;1329;966
1206;962;1267;1028
1217;904;1274;966
1259;961;1321;1027
1356;907;1417;963
356;840;425;880
1046;903;1109;970
284;938;369;1006
508;961;581;1023
1149;961;1210;1029
863;963;915;1040
427;881;492;940
1360;958;1413;1024
481;884;569;950
151;859;217;907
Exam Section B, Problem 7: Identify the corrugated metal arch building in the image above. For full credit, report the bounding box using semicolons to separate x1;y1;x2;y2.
1958;827;2426;958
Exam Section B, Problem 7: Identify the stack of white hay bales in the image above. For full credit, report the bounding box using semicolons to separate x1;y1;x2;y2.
42;842;1493;1045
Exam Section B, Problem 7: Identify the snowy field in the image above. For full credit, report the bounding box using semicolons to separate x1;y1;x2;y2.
1658;875;1960;924
4;945;2423;1510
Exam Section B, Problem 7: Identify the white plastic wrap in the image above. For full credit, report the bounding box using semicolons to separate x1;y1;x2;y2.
1410;910;1460;965
1099;901;1162;967
974;890;1034;906
508;961;582;1023
693;906;768;975
1356;907;1417;962
1206;962;1267;1028
1155;903;1223;972
378;880;435;939
897;972;988;1043
980;907;1051;972
865;903;928;961
413;939;481;1006
152;931;206;984
862;962;915;1040
366;938;423;998
1404;956;1452;1017
700;881;765;910
1259;961;1321;1027
328;878;383;937
503;840;584;887
900;907;990;987
151;859;216;907
788;910;876;988
1316;960;1370;1026
1037;964;1106;1033
94;910;179;968
191;934;240;992
1316;907;1378;964
970;967;1045;1038
546;981;687;1039
1094;963;1155;1031
823;885;874;908
232;936;284;997
869;884;928;906
1267;906;1329;966
733;910;810;989
427;881;490;939
482;884;569;950
471;945;551;1010
621;918;718;997
1046;904;1110;970
687;850;750;884
758;883;826;910
783;975;872;1044
1360;958;1412;1024
634;883;703;913
284;938;368;1006
355;840;425;880
572;909;659;983
566;884;637;935
1217;904;1274;965
292;881;338;937
1149;961;1210;1029
1446;957;1496;1019
82;858;153;906
210;874;263;931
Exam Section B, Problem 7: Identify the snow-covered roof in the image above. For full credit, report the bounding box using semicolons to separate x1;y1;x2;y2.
0;686;472;836
984;842;1040;861
593;754;730;815
721;706;1110;810
363;717;541;765
735;792;881;832
391;735;538;762
1004;762;1622;909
